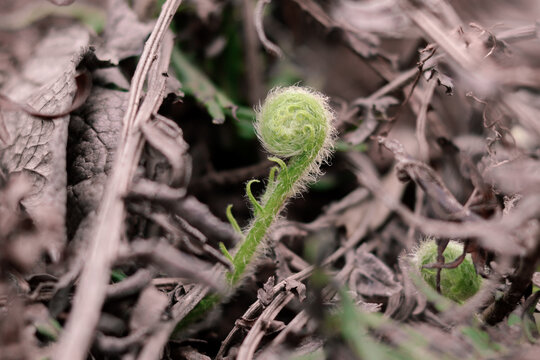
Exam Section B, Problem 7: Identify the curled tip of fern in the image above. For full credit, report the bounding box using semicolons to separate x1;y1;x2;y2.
413;239;482;304
255;86;335;164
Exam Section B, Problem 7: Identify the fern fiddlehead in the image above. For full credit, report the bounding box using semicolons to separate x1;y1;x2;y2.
227;86;335;284
413;240;482;304
177;86;335;331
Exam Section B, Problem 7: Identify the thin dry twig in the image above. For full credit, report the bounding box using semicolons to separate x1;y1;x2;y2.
415;79;437;162
242;0;264;103
346;151;525;255
55;1;182;359
136;282;211;359
483;238;540;325
254;0;283;57
401;0;540;137
345;66;418;145
353;67;419;106
377;136;480;222
403;78;437;248
218;230;364;358
236;292;296;360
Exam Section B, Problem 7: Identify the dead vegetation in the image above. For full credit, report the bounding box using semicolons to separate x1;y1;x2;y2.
1;0;540;359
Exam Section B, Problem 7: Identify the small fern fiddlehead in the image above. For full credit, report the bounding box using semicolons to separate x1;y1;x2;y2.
177;86;335;332
227;86;335;284
413;239;482;304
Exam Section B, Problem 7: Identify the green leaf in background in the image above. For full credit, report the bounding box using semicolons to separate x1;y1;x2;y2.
508;313;521;327
171;47;254;125
522;292;540;343
461;326;502;357
110;269;127;283
35;317;62;342
334;289;439;360
334;140;367;153
336;289;394;360
309;173;338;192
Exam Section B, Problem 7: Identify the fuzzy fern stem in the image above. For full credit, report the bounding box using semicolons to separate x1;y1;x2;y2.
228;86;335;284
175;86;335;332
230;154;312;284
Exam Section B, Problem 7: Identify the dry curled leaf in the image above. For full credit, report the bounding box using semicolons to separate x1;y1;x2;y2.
1;26;92;262
349;250;402;299
98;0;154;64
285;279;306;302
258;276;276;307
130;286;169;332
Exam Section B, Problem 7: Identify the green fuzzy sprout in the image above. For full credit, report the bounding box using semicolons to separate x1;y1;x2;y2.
227;86;335;284
176;87;335;332
415;240;482;304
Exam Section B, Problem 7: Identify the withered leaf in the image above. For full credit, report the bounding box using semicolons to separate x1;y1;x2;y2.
435;71;454;95
257;276;275;307
130;239;223;290
262;320;286;335
285;279;307;302
66;86;127;239
0;25;91;261
141;114;191;187
484;158;540;195
98;0;154;64
129;285;169;332
350;250;402;298
331;0;412;38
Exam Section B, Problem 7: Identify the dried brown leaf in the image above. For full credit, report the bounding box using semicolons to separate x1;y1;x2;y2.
258;276;276;307
141;114;191;187
0;26;91;262
67;86;127;240
98;0;154;64
130;285;169;332
130;239;224;290
350;249;402;299
285;279;306;302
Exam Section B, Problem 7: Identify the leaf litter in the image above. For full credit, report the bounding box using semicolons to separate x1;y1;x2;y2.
1;0;540;359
